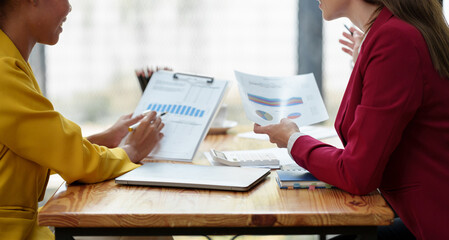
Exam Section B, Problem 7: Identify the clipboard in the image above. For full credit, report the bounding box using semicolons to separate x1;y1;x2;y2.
129;70;228;162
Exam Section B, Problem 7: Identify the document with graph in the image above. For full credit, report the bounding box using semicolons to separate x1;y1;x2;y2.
235;70;328;127
130;70;228;162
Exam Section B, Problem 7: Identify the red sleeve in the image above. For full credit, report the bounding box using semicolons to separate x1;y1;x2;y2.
291;25;424;195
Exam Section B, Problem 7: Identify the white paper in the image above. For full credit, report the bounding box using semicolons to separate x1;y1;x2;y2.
235;71;329;127
128;71;228;161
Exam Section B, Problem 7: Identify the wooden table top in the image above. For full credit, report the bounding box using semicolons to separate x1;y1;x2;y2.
38;126;394;228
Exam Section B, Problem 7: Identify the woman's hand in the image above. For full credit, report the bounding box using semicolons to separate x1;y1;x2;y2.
87;113;143;148
339;26;364;64
253;118;300;148
121;111;165;163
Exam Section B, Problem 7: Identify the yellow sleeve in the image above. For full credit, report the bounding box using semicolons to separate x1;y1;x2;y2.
0;57;138;184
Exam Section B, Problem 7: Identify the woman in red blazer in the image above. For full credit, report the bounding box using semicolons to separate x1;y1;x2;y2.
254;0;449;239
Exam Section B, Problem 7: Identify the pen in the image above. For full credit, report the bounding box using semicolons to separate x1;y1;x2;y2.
344;24;354;36
128;112;167;132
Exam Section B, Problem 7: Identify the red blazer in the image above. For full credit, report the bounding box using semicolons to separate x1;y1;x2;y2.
291;7;449;239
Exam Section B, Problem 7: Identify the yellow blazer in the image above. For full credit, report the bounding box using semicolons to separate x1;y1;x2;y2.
0;30;139;239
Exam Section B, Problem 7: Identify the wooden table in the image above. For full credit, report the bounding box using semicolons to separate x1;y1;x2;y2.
39;127;394;240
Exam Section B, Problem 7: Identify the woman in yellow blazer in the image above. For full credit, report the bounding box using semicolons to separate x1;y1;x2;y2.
0;0;165;239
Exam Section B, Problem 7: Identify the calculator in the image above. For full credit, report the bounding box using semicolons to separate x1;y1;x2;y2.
210;149;280;167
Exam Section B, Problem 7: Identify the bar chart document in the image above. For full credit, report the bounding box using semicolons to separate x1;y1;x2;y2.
235;70;328;127
131;71;228;161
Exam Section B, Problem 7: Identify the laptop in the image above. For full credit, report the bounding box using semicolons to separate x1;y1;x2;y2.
115;162;270;191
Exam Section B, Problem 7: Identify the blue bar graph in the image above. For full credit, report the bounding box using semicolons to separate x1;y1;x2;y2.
170;105;175;113
146;103;206;118
189;108;195;116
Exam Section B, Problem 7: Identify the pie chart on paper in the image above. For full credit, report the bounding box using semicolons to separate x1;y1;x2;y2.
255;110;273;121
287;112;302;119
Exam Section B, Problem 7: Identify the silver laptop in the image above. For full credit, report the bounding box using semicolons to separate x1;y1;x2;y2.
115;162;270;191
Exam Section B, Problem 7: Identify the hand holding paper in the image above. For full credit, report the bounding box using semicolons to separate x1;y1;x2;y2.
253;118;299;148
235;71;328;127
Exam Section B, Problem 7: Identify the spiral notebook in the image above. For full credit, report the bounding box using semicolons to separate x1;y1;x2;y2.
276;169;333;189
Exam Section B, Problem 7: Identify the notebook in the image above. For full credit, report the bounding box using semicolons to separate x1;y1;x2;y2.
276;170;333;189
115;162;270;191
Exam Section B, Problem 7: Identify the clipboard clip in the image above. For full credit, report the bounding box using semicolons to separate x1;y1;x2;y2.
173;72;214;84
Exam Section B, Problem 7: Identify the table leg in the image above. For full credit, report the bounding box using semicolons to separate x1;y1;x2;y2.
358;233;377;240
54;228;75;240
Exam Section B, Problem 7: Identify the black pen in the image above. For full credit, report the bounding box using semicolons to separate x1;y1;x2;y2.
344;24;354;36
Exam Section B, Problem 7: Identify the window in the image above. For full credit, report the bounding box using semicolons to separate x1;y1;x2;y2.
46;0;299;135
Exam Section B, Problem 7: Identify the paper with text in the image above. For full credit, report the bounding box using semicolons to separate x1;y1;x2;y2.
235;71;328;127
129;71;228;161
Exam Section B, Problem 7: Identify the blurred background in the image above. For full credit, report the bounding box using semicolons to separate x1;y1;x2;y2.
32;0;357;136
30;0;449;136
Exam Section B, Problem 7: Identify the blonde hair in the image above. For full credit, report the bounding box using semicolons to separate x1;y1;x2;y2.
363;0;449;79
